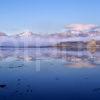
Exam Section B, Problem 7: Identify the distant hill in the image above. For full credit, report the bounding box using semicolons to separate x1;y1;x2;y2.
0;24;100;47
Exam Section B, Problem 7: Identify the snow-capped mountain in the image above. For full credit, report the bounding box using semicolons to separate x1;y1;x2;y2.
58;24;99;37
0;24;100;47
11;31;55;47
59;24;100;37
47;24;100;43
16;31;34;37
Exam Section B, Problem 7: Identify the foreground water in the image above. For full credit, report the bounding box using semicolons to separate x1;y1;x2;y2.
0;48;100;100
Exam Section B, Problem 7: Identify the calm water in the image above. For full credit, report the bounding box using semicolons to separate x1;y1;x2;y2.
0;48;100;100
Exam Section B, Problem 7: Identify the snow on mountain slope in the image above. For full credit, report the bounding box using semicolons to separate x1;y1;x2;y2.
0;24;100;47
63;24;100;37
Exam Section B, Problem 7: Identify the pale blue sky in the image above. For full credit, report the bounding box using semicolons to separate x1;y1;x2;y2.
0;0;100;34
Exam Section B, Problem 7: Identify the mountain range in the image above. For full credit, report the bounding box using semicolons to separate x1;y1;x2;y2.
0;24;100;47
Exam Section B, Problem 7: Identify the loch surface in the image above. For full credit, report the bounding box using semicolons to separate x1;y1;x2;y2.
0;48;100;100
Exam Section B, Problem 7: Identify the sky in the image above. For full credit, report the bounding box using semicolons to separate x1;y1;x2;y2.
0;0;100;35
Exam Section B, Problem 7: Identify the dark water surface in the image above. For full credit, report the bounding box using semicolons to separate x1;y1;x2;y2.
0;48;100;100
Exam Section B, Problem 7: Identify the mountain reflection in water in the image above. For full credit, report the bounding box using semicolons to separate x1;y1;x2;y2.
0;48;100;100
0;48;99;68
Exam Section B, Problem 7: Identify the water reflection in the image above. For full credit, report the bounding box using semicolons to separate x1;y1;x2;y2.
0;48;100;68
0;48;100;100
